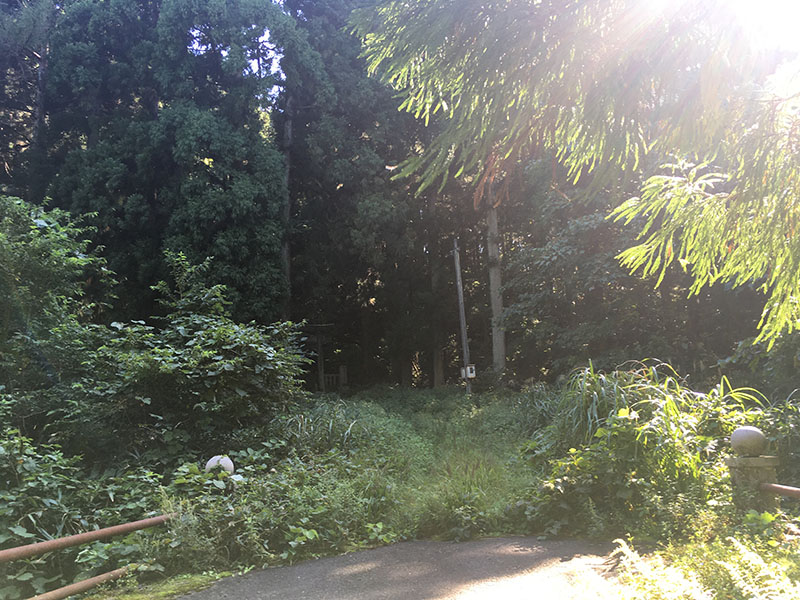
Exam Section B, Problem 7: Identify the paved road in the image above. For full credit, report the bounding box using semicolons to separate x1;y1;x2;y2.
178;537;625;600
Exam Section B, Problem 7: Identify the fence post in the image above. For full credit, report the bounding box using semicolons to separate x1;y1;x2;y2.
725;426;779;512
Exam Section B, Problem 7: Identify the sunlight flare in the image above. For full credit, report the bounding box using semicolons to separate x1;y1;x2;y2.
730;0;800;52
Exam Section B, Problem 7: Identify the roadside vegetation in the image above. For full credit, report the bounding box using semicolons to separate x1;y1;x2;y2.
5;364;800;598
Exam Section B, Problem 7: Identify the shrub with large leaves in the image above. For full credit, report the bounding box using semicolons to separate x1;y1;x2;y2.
5;242;309;463
0;195;109;389
0;195;105;331
0;429;162;600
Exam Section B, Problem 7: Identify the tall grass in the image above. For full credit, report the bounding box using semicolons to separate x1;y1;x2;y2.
521;362;771;539
531;361;766;455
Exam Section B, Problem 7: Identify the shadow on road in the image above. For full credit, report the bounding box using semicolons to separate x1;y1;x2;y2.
178;537;618;600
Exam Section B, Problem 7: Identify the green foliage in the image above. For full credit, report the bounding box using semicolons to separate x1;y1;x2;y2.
356;0;800;345
0;204;309;463
1;430;84;547
0;0;54;192
362;388;542;541
82;571;235;600
354;1;752;193
128;391;538;576
150;410;421;570
2;396;430;596
274;399;434;474
718;334;800;402
409;447;519;541
0;195;108;344
12;0;338;321
282;0;467;388
503;166;762;381
7;377;800;598
0;429;162;600
612;154;800;348
8;252;309;461
521;364;766;539
616;533;800;600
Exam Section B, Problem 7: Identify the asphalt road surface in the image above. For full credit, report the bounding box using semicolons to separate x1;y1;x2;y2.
178;537;626;600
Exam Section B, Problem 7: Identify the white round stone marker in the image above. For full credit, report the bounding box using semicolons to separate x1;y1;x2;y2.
730;426;768;457
205;455;235;474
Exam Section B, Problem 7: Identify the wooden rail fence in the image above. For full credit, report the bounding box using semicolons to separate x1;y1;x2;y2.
761;482;800;501
0;513;174;600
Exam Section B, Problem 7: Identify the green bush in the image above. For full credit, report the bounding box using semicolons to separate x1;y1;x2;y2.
0;195;108;348
9;372;800;598
0;429;162;600
719;333;800;401
152;450;405;570
6;252;309;464
521;364;766;539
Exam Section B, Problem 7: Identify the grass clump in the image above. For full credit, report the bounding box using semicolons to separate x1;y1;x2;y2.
83;571;234;600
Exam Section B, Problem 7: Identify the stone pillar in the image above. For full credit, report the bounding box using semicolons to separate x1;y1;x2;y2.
726;426;778;511
725;455;779;512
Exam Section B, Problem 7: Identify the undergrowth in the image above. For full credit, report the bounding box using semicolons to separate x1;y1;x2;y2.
616;532;800;599
5;363;800;599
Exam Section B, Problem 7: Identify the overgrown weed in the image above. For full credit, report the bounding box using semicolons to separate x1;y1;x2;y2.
9;366;800;599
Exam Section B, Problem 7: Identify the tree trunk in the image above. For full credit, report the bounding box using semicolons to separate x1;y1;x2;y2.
487;204;506;375
27;40;49;201
281;95;294;319
453;238;472;393
360;309;371;385
432;346;445;387
400;351;413;388
316;334;325;392
431;256;445;387
31;43;47;153
391;350;413;387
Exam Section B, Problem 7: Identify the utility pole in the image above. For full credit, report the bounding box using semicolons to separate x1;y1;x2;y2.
453;238;472;394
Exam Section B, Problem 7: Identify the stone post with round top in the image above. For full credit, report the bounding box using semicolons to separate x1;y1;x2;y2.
725;426;779;511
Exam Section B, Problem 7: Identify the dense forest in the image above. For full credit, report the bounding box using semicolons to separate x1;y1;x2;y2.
4;0;800;599
2;0;778;392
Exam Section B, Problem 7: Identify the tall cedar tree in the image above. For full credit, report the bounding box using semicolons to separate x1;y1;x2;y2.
355;0;800;345
7;0;336;322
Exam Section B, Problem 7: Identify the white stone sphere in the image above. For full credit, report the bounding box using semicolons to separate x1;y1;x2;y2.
205;455;234;474
730;426;768;457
